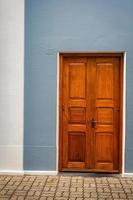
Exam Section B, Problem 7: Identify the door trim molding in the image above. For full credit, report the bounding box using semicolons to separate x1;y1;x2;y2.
122;52;126;174
57;52;125;173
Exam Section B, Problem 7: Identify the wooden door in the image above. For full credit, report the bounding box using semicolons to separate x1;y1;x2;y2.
59;54;122;172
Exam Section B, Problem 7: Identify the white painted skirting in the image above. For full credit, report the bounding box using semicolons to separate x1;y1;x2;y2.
24;171;58;175
123;173;133;177
0;170;58;175
0;170;24;175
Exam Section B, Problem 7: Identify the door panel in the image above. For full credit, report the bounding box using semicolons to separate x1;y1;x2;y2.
62;58;88;169
69;63;86;98
97;108;113;124
68;132;86;162
93;58;119;171
60;55;121;172
96;63;113;99
68;107;86;124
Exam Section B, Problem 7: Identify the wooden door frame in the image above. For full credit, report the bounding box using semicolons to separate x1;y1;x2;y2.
58;52;124;173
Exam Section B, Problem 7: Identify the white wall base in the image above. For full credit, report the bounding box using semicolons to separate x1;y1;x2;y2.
122;173;133;177
0;170;58;175
0;170;24;175
24;171;58;175
0;170;133;176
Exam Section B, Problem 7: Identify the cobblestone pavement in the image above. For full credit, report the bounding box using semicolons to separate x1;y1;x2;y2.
0;175;133;200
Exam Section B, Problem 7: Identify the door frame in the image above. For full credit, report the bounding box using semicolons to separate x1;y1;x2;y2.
58;52;125;173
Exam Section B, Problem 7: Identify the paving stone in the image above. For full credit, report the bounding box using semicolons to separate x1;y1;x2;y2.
13;190;27;196
25;198;39;200
40;198;47;200
84;193;91;197
84;198;97;200
55;198;68;200
91;192;98;197
0;175;133;199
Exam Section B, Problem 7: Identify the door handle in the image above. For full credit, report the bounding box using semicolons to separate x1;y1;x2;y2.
88;118;97;128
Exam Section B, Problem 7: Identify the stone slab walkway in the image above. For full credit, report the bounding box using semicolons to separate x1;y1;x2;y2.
0;175;133;199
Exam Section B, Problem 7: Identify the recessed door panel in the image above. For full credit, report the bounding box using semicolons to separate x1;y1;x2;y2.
96;63;113;99
97;108;113;124
68;132;86;162
68;107;86;124
95;133;113;162
69;63;86;99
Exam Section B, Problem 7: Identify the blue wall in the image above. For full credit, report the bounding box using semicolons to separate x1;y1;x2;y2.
24;0;133;172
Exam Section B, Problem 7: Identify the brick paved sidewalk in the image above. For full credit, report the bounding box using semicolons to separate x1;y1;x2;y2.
0;175;133;200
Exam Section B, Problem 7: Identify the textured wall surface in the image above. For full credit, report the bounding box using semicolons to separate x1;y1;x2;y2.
0;0;24;171
25;0;133;172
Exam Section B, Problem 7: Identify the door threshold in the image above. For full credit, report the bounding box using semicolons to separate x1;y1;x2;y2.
61;168;119;173
59;171;121;177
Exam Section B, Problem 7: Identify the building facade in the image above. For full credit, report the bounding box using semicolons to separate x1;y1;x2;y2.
0;0;133;174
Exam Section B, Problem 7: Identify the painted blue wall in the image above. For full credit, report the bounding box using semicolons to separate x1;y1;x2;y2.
24;0;133;172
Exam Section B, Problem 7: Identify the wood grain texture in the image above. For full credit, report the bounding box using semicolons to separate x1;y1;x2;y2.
59;53;123;173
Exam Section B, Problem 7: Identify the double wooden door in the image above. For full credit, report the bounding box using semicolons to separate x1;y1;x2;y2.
59;54;122;172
